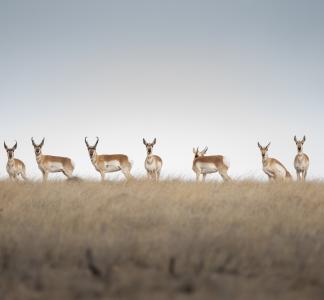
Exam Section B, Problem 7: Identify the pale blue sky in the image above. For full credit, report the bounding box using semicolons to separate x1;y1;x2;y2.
1;0;323;180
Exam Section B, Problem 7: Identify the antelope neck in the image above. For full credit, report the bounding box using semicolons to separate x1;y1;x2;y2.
262;154;268;164
90;151;98;163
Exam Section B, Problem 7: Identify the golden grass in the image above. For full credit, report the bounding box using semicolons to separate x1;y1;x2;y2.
0;180;324;299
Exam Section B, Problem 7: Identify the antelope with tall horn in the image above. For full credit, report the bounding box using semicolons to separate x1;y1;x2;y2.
294;135;309;181
85;137;132;181
192;146;231;181
31;138;75;181
258;142;291;181
4;141;27;181
143;138;162;180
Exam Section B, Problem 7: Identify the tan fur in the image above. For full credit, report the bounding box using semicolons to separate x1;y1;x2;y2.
85;137;132;181
4;141;27;181
192;147;231;181
258;142;291;181
6;158;27;180
143;138;162;181
32;138;74;181
294;136;310;181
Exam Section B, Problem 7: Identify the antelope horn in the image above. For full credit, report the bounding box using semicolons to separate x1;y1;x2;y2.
94;137;99;148
85;137;90;148
31;137;35;147
40;138;45;147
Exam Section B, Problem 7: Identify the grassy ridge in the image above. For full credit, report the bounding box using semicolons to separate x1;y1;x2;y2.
0;180;324;299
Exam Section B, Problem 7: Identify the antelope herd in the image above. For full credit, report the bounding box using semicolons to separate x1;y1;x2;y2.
2;136;310;182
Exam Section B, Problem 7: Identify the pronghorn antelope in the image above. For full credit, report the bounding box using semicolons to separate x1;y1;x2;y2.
192;146;231;181
85;137;132;181
143;138;162;180
4;141;27;181
257;142;292;181
31;138;75;181
294;135;309;181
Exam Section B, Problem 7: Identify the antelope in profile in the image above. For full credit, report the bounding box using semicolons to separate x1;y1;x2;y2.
4;141;27;181
192;146;231;181
85;137;132;181
31;138;75;181
294;135;309;181
143;138;162;180
257;142;292;181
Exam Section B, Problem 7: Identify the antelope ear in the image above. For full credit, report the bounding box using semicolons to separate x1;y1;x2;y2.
294;136;297;143
40;138;45;147
257;142;262;149
266;142;271;149
13;141;17;150
303;135;306;142
202;146;208;154
4;141;8;151
153;138;156;145
143;138;147;146
192;147;196;154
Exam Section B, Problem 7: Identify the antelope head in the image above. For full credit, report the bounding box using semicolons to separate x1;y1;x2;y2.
258;142;270;160
31;138;45;156
294;135;306;153
143;138;156;155
85;137;99;158
4;141;17;160
193;146;208;159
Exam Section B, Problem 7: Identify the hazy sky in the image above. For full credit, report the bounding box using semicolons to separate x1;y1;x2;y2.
1;0;324;180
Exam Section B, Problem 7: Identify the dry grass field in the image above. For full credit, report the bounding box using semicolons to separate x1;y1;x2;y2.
0;179;324;300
